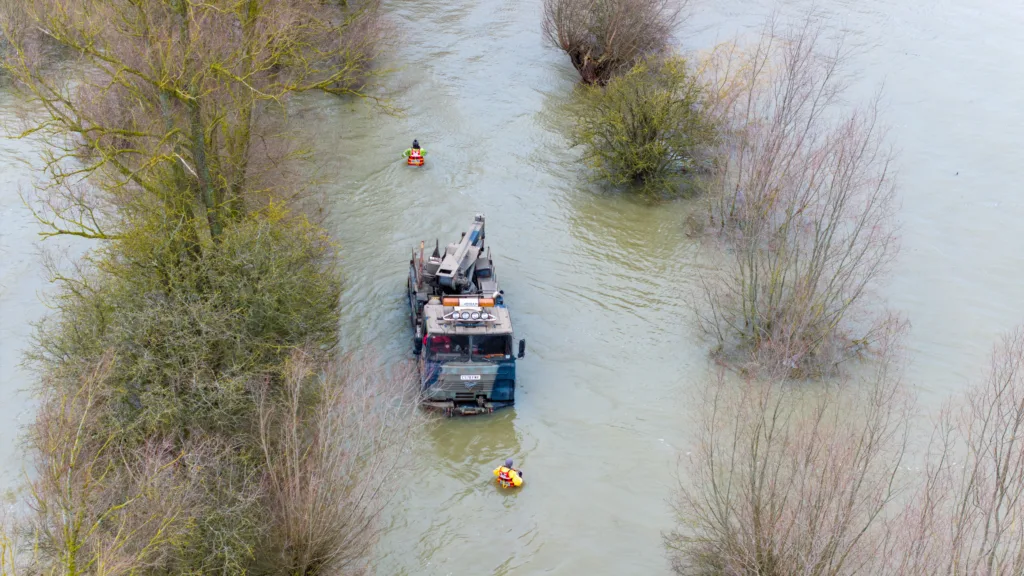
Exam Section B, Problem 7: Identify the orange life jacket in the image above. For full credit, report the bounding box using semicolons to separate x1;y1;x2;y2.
407;148;424;166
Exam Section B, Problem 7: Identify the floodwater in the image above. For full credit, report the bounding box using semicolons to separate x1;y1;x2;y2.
0;93;89;490
0;96;42;490
2;0;1023;573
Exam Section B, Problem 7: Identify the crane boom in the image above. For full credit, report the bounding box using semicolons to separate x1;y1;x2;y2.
433;214;485;292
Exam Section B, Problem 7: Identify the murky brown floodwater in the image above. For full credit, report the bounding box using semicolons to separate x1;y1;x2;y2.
2;0;1023;573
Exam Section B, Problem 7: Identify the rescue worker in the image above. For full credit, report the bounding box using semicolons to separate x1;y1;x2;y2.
402;139;427;165
493;458;524;488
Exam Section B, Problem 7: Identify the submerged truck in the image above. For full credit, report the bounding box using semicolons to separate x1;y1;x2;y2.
408;214;525;416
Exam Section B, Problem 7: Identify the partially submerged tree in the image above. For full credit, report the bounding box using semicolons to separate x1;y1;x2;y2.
669;325;1024;575
542;0;684;85
257;351;423;576
2;0;387;246
666;321;911;575
889;328;1024;576
698;17;899;376
569;54;716;192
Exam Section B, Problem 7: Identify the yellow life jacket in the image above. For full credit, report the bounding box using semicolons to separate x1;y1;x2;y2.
494;466;523;488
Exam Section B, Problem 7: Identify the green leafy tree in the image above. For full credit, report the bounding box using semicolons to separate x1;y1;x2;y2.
570;55;716;192
35;204;341;441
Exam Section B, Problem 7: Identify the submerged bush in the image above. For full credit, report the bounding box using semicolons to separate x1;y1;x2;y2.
890;327;1024;575
543;0;683;85
569;55;716;193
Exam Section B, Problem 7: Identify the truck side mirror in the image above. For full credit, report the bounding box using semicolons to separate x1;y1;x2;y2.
518;339;526;359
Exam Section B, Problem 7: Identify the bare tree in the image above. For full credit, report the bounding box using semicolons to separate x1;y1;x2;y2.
698;16;899;377
666;320;912;575
542;0;684;85
257;350;425;576
885;328;1024;576
0;0;43;65
2;0;388;246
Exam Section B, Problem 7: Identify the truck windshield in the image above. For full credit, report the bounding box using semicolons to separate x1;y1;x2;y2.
473;335;510;357
425;334;510;359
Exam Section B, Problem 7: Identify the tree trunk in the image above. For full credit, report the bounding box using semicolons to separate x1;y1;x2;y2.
227;0;259;218
173;0;221;240
189;98;221;240
570;50;599;85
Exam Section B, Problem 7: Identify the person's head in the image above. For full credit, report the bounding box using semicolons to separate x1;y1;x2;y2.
505;458;513;468
412;139;420;149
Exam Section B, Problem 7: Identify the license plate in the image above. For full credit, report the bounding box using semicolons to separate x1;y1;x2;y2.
460;374;481;381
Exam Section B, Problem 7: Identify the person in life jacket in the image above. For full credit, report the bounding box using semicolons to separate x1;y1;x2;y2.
493;458;524;488
403;139;426;165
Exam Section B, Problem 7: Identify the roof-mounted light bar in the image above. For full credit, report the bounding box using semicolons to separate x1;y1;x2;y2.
443;309;497;323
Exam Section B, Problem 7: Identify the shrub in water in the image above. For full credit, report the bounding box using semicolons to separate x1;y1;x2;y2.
569;55;716;193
